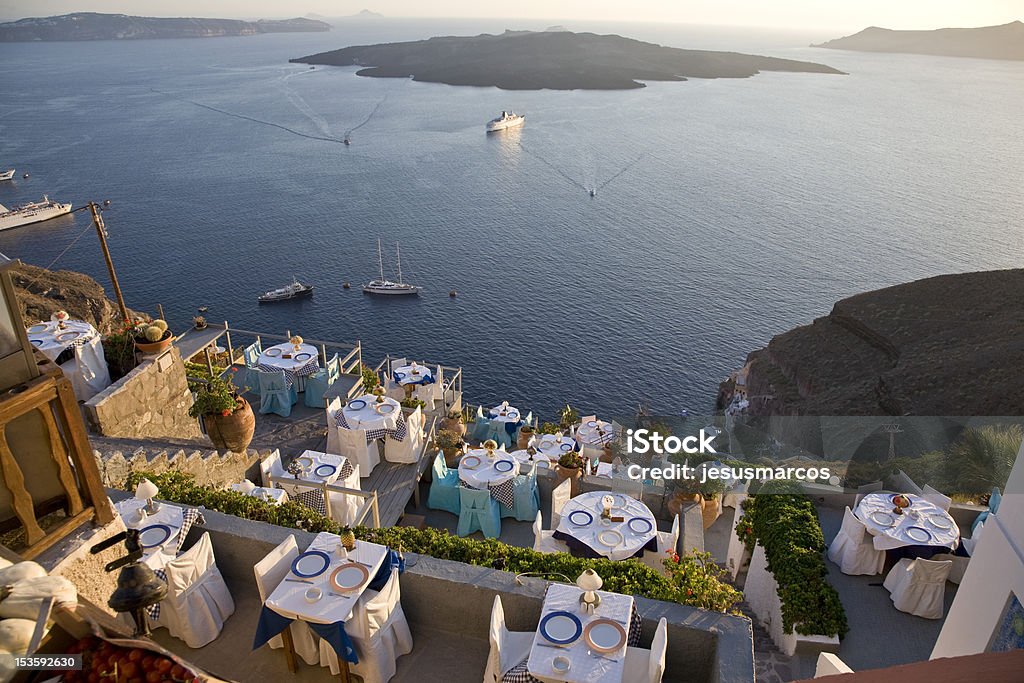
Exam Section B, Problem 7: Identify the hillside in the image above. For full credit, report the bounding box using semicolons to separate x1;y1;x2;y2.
813;21;1024;61
291;29;844;90
718;270;1024;416
0;12;330;42
11;263;141;333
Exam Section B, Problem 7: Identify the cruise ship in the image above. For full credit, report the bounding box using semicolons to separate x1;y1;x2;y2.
0;196;73;232
486;111;525;132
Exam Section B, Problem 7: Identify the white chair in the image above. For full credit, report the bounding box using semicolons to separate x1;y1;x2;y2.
413;382;434;406
389;358;407;376
922;484;951;511
622;616;667;683
827;507;885;575
338;426;380;475
892;469;923;496
70;335;111;401
384;407;423;464
156;532;235;648
253;535;319;665
259;449;285;488
607;477;644;500
883;557;952;619
431;365;445;403
318;568;413;682
532;511;568;554
947;554;970;585
962;518;985;556
550;478;572;528
854;481;883;508
642;515;679;573
483;595;534;683
325;396;343;456
384;377;405;402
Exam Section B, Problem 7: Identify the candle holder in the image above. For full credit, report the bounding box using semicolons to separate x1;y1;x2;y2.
891;494;911;515
483;439;498;457
576;569;602;614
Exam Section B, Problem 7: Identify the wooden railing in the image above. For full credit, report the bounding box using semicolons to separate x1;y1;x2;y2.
0;366;114;558
221;325;362;376
266;474;381;528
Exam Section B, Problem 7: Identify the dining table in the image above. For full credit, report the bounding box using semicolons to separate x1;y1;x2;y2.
855;492;960;552
533;434;579;460
338;394;405;441
459;449;520;508
522;584;635;683
489;403;522;423
277;451;362;524
553;491;658;561
257;342;321;391
258;532;389;681
575;419;616;446
392;364;433;386
27;319;110;400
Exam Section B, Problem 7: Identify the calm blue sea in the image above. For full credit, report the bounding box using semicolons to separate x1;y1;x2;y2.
1;19;1022;418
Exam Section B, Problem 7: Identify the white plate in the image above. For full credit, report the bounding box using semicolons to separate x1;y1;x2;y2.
461;455;481;470
869;511;896;527
926;515;953;530
28;324;48;334
597;529;624;547
264;348;282;357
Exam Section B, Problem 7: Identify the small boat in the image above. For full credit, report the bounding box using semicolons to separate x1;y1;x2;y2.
486;111;525;132
0;170;14;181
363;239;421;296
258;278;314;303
589;189;596;197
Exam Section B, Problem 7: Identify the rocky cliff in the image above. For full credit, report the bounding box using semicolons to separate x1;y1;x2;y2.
813;21;1024;61
11;262;139;333
0;13;330;42
719;270;1024;416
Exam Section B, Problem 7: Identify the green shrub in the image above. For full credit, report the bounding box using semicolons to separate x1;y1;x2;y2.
124;471;741;614
737;484;848;638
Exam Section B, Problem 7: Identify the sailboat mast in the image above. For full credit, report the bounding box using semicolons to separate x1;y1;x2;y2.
396;242;403;285
377;238;384;280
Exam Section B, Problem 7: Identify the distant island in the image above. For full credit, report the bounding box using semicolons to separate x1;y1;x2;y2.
0;12;331;42
813;21;1024;61
349;9;384;19
291;29;844;90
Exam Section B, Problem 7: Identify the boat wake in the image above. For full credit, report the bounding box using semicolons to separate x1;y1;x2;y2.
279;69;335;140
597;153;645;191
516;141;587;192
151;88;348;145
345;90;391;138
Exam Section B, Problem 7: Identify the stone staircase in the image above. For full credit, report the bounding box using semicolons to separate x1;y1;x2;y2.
734;599;796;683
90;435;263;489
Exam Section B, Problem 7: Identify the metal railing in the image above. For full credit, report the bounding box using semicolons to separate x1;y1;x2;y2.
267;474;381;528
222;324;362;376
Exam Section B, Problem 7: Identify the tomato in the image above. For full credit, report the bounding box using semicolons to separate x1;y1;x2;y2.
155;657;173;673
120;661;139;678
169;664;186;680
128;648;144;662
146;671;163;683
140;654;155;670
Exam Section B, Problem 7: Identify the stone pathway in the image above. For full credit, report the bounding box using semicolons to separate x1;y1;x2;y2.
736;600;797;682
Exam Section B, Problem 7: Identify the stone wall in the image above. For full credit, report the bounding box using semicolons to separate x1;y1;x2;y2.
84;347;204;441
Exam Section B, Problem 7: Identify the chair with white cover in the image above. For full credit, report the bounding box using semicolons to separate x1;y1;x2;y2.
854;481;883;508
389;357;407;378
338;426;380;476
253;535;319;664
318;568;413;682
827;507;885;575
430;365;445;403
156;532;235;648
550;478;572;528
471;405;492;442
483;595;534;683
532;511;568;554
622;616;668;683
607;477;644;501
413;382;434;407
891;469;923;496
882;557;952;619
259;449;285;488
382;376;404;402
325;396;343;456
70;336;111;401
384;407;423;464
642;515;680;573
922;484;951;511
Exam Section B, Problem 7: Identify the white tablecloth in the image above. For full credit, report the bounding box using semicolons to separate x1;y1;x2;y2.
393;364;432;386
343;395;401;431
264;533;388;625
855;492;960;551
527;584;631;683
28;320;96;360
489;404;522;424
258;342;320;390
576;420;615;446
534;435;579;459
231;484;289;506
555;491;657;562
508;449;552;470
278;451;362;524
459;450;520;489
116;498;184;571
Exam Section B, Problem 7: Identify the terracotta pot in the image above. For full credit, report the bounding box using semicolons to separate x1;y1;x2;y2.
134;332;173;355
555;464;583;496
701;494;721;530
667;491;702;519
202;398;255;452
517;429;534;450
441;416;467;438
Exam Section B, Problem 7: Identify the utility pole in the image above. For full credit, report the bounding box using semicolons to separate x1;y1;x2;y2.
88;202;130;323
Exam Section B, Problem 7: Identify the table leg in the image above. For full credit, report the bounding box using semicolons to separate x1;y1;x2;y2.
339;656;351;682
280;625;297;673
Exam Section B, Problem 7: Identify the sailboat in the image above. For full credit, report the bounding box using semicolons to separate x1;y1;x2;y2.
363;239;421;295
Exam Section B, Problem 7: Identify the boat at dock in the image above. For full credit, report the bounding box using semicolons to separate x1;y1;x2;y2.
363;239;421;295
0;170;14;181
486;111;525;132
0;196;73;232
258;278;314;303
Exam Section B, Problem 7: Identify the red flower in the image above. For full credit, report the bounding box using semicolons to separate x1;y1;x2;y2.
221;409;232;416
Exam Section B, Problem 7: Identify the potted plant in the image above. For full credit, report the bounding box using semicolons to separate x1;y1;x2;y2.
517;423;534;450
538;422;559;435
193;315;208;330
699;476;728;530
189;375;255;453
555;449;586;496
559;404;579;431
102;323;139;381
400;396;426;414
435;429;464;467
361;365;380;394
441;409;466;437
133;318;173;355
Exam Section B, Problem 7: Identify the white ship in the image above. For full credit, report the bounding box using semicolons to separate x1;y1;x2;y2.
486;111;525;132
0;170;14;181
0;196;73;232
258;278;314;303
363;239;421;296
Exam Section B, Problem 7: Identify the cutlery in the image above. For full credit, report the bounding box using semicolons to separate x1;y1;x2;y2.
285;577;314;584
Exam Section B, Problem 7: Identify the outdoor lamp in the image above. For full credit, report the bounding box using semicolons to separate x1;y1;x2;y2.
576;569;602;613
135;478;159;513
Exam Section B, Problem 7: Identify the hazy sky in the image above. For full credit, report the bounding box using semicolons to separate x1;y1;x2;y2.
1;0;1020;30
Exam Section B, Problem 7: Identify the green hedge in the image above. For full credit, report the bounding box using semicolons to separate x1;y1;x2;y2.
125;471;741;613
738;482;848;638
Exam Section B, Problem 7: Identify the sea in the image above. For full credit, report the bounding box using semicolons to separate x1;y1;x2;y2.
1;18;1022;419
